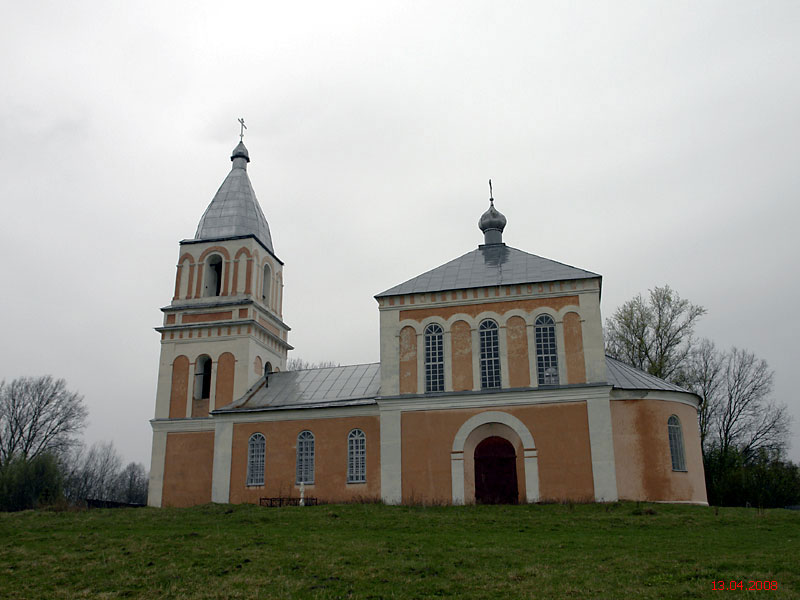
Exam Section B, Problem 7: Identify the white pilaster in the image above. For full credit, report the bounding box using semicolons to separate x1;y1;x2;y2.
471;327;481;391
498;325;510;388
147;430;168;507
523;449;540;502
211;421;233;503
450;451;465;504
586;394;618;501
526;324;538;388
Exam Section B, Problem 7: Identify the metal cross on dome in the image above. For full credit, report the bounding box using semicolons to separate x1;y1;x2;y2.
238;117;247;141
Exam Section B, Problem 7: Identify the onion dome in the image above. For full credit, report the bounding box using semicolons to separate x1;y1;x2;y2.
478;199;506;245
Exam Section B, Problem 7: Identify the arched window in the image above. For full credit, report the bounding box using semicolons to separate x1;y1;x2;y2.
203;255;223;297
535;315;559;385
424;323;444;393
479;319;500;389
668;415;686;471
246;433;266;486
265;362;273;376
347;429;366;483
262;264;271;304
194;356;212;400
296;430;315;484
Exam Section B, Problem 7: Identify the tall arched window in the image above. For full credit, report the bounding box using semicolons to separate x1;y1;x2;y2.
535;315;559;385
203;255;223;297
262;264;271;304
347;429;366;483
424;323;444;392
296;430;315;484
246;433;266;486
194;355;212;400
479;319;500;389
668;415;686;471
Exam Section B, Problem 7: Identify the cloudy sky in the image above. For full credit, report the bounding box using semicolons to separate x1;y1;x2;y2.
1;1;798;466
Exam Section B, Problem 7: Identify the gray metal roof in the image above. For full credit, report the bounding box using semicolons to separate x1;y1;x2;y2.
214;357;691;414
216;363;381;413
377;244;600;298
606;356;690;393
194;142;274;253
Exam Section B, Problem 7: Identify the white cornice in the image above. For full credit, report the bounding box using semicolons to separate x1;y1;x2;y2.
377;385;612;412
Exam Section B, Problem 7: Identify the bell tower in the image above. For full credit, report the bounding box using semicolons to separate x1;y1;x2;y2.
148;134;292;505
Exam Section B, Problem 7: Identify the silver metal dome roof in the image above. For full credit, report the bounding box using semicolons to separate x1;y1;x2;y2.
194;142;274;253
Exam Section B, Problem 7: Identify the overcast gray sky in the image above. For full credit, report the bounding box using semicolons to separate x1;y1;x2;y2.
2;1;798;466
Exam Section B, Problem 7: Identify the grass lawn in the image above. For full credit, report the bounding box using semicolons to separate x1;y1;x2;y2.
0;502;798;599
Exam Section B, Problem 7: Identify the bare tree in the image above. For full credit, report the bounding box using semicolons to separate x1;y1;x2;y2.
715;348;788;457
605;285;706;381
0;376;88;466
62;441;123;503
286;358;340;371
676;338;726;451
114;462;148;504
679;342;790;458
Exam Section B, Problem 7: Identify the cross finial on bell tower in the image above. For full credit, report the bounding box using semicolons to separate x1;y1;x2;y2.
238;117;247;142
489;179;493;205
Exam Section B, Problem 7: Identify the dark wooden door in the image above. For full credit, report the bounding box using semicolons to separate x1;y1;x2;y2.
474;436;518;504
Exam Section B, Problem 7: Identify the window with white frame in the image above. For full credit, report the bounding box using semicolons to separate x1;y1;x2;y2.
194;355;213;400
424;323;445;393
535;315;559;385
479;319;501;389
296;430;315;484
668;415;687;471
347;429;366;483
262;264;271;304
203;255;223;297
246;433;266;486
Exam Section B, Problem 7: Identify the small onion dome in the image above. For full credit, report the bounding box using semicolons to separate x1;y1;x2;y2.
478;200;506;244
231;141;250;165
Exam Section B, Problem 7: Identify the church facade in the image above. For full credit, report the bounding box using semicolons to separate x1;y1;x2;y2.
147;140;708;507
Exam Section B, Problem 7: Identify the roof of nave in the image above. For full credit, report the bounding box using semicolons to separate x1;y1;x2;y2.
194;141;275;253
216;363;382;413
376;244;599;298
214;357;690;414
605;356;690;394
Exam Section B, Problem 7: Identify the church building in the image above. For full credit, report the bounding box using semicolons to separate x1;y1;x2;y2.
147;139;708;507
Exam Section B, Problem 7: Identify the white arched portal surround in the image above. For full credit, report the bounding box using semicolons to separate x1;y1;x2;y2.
451;411;539;504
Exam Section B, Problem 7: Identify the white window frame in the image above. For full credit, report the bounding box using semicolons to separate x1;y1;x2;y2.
479;319;501;389
668;415;687;471
347;429;366;483
296;430;315;484
424;323;445;393
246;433;266;486
535;314;559;385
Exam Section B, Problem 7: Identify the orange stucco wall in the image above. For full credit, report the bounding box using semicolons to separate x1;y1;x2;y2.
168;356;189;418
228;416;381;504
401;402;595;504
216;352;235;408
183;311;233;324
563;312;586;384
451;320;473;391
162;431;215;507
611;399;707;503
506;316;530;388
399;326;417;394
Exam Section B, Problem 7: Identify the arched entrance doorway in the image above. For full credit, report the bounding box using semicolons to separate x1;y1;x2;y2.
474;436;518;504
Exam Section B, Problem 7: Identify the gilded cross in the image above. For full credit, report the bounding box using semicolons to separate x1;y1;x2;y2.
238;117;247;141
